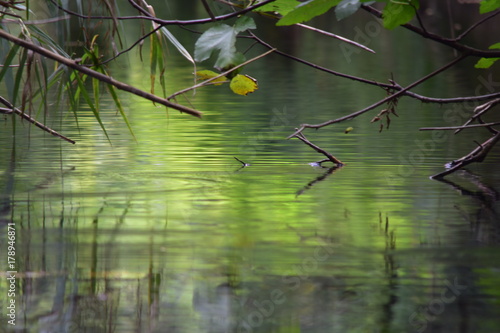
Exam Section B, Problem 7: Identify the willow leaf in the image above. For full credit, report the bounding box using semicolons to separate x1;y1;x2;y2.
107;83;136;140
73;70;110;143
160;26;194;64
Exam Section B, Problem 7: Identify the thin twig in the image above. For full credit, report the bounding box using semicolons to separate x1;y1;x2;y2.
287;55;468;139
419;122;500;131
455;98;500;134
250;33;384;86
296;23;375;54
201;0;216;21
0;96;75;144
167;48;276;100
100;24;163;65
1;15;70;25
455;9;500;41
49;0;278;26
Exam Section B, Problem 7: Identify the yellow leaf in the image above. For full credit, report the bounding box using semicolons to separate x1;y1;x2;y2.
229;74;258;96
195;70;227;86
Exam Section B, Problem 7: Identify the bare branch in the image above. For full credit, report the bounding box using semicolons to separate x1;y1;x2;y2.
420;122;500;131
292;132;344;166
455;98;500;134
296;23;375;54
287;55;468;139
431;132;500;179
361;5;500;58
250;33;500;105
219;0;375;54
0;28;202;118
0;96;75;144
455;9;500;41
49;0;278;26
201;0;216;21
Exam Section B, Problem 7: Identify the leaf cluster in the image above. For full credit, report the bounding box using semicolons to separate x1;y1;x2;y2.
370;94;399;133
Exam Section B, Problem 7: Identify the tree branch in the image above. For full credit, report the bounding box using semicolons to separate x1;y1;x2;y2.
0;96;75;144
0;28;202;118
287;55;467;139
455;9;500;41
431;132;500;179
250;33;500;105
361;5;500;58
454;98;500;134
292;131;344;166
420;122;500;131
49;0;278;26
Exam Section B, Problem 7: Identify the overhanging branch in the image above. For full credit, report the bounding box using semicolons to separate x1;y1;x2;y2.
0;28;202;118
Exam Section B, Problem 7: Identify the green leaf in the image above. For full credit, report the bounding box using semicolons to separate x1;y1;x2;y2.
254;0;301;16
107;83;136;141
474;42;500;68
195;70;228;85
229;74;258;96
194;24;239;69
382;0;419;29
233;16;256;33
73;70;110;143
479;0;500;13
277;0;342;26
474;57;500;69
488;42;500;49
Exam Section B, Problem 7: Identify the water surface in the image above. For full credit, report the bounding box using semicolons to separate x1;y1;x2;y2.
1;4;500;333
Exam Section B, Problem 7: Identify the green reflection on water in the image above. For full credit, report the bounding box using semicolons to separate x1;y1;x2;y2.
1;4;500;332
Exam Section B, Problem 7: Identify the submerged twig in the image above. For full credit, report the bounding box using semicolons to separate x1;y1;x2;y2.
234;157;250;167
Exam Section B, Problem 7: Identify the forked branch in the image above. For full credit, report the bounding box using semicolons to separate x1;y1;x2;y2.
291;131;344;166
431;132;500;179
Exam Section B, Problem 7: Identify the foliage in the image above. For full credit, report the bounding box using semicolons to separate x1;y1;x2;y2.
276;0;343;26
475;42;500;69
273;0;420;29
479;0;500;13
195;70;259;95
1;0;500;177
194;16;256;70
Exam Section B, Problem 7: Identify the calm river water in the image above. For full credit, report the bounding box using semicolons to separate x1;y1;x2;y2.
1;2;500;333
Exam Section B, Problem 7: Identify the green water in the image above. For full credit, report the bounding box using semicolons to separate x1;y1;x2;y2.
1;3;500;332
